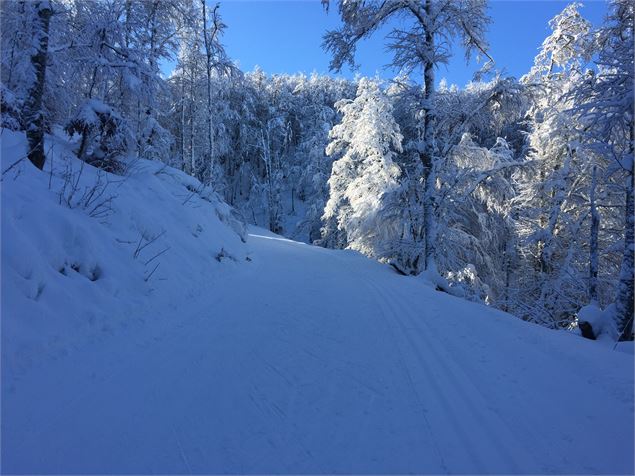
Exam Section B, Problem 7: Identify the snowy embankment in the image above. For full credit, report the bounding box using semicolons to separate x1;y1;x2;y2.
2;130;634;474
1;129;247;379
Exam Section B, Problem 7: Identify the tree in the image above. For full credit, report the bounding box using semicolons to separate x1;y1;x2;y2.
323;0;492;275
574;0;634;340
435;134;518;301
23;1;53;170
322;78;403;261
201;1;233;183
171;7;205;174
511;2;600;328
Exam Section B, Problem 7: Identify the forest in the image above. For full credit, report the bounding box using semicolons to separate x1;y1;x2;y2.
2;1;635;473
1;0;633;342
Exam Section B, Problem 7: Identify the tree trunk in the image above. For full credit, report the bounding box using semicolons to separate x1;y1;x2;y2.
421;0;437;272
201;0;216;181
180;75;186;171
189;65;196;175
502;234;515;312
588;164;600;303
24;1;52;170
615;166;634;340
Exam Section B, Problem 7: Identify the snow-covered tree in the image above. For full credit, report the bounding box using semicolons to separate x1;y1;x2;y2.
322;78;403;262
21;1;53;170
436;134;518;301
200;1;234;183
324;0;493;275
573;0;634;340
510;3;602;328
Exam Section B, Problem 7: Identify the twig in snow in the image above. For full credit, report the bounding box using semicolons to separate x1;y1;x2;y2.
144;262;160;282
144;246;171;266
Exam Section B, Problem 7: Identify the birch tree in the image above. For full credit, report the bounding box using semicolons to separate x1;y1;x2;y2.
201;1;232;183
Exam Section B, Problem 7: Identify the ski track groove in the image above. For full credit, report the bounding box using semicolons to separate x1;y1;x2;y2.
365;276;539;473
387;287;571;472
357;274;451;473
364;275;497;472
390;285;627;474
171;424;193;474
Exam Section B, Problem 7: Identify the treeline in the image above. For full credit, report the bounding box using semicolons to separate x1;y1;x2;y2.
1;0;632;340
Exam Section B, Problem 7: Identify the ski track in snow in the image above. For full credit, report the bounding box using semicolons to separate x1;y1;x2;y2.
2;229;634;474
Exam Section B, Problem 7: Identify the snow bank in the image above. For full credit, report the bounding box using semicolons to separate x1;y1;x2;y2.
1;129;247;379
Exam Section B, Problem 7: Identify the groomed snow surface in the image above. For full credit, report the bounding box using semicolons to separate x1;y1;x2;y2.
2;130;634;474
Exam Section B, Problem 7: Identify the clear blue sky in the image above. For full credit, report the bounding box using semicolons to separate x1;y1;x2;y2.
211;0;607;87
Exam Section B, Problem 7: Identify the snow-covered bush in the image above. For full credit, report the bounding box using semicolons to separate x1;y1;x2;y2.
65;100;131;174
574;302;618;342
447;264;493;303
139;115;173;164
1;83;21;130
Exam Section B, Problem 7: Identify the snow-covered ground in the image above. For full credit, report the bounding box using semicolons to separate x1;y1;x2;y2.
1;129;246;380
2;131;634;474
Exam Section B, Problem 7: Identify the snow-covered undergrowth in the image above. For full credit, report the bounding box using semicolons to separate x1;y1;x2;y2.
1;129;246;379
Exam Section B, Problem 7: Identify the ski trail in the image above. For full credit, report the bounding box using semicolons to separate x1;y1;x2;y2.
359;274;450;473
364;270;632;474
3;229;633;474
362;275;492;472
363;276;537;473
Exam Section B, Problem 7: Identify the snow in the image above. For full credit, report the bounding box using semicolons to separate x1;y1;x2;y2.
2;130;634;474
616;342;635;355
1;129;246;379
577;302;619;341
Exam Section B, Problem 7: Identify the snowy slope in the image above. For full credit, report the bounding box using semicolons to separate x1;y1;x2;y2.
2;132;634;474
1;130;247;380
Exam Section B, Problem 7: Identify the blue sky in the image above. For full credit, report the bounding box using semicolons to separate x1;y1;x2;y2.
202;1;608;87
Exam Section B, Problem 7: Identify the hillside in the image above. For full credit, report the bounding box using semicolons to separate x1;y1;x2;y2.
1;130;247;379
2;131;634;474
